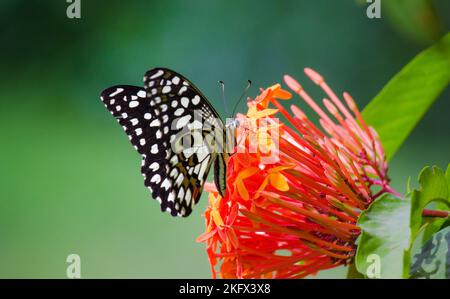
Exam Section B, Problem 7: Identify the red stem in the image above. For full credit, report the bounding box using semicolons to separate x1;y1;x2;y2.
369;184;449;219
422;209;450;218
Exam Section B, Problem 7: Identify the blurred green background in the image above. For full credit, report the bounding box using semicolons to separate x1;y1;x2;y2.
0;0;449;278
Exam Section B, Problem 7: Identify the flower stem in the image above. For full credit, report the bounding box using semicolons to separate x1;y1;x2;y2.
422;209;450;218
383;185;402;198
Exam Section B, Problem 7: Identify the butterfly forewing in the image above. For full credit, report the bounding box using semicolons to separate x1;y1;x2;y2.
101;68;227;217
100;85;162;157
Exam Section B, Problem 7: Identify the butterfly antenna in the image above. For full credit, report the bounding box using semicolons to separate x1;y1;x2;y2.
231;80;252;117
218;80;229;116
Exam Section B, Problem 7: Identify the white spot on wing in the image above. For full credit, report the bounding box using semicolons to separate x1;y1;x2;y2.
170;155;178;166
137;90;146;97
110;88;124;97
161;178;171;190
181;97;189;108
177;188;185;200
129;101;139;108
185;189;192;206
192;95;200;105
150;70;164;79
150;174;161;183
151;144;158;154
178;86;187;95
172;76;180;85
175;173;184;186
170;168;178;177
162;86;171;94
168;192;175;202
150;119;161;127
149;162;159;171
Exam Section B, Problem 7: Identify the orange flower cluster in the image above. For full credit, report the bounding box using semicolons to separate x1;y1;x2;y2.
197;68;392;279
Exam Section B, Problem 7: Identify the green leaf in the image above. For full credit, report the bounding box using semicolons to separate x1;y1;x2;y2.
355;165;450;278
410;166;449;241
446;164;450;187
410;219;447;255
362;33;450;161
410;226;450;278
355;194;411;278
409;165;450;269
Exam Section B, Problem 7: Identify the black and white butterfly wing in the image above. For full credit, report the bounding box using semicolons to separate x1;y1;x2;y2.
100;85;158;155
101;68;227;217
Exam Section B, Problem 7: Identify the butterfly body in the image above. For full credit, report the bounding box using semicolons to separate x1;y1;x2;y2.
101;68;235;217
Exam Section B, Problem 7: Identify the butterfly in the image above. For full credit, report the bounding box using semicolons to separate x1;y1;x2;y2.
100;68;239;217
